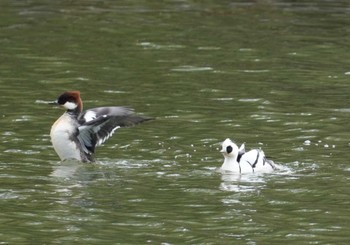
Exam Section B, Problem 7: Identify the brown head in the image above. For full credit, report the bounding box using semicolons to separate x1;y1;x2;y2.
54;91;83;113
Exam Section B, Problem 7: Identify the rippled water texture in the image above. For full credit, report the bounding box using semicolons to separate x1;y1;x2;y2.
1;1;350;244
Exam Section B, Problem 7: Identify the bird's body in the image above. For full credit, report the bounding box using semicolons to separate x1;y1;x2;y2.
50;91;152;162
51;112;82;161
220;138;275;173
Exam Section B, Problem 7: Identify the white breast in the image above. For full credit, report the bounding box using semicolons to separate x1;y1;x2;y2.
220;158;241;172
50;113;81;161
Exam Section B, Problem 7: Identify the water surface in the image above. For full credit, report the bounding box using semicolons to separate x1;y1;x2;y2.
1;1;350;244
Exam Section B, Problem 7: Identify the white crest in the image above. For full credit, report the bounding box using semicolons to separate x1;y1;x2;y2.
220;138;239;157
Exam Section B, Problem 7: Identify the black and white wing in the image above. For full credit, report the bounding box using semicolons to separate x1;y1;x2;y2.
237;143;245;162
77;107;152;154
240;149;275;173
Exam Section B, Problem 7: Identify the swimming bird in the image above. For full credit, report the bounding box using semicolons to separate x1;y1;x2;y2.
50;91;152;162
220;138;275;173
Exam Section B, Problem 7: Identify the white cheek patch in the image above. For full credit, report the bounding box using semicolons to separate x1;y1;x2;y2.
63;101;78;110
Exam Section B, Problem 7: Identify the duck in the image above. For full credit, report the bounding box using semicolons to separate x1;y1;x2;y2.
219;138;275;173
50;91;152;162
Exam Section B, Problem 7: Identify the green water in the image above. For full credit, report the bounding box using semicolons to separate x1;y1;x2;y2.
1;0;350;244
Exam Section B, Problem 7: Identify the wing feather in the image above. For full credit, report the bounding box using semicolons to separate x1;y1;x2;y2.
77;106;152;154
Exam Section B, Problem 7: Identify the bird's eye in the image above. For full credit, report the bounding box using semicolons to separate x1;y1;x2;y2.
226;145;233;154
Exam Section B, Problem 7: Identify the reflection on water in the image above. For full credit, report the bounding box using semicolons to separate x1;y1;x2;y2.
50;160;83;179
218;162;293;192
220;172;267;193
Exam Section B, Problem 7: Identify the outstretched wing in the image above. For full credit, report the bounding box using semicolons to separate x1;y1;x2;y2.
77;107;152;154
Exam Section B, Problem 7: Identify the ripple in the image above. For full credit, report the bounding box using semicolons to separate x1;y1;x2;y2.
4;149;40;155
103;90;128;94
137;41;185;50
171;66;213;72
197;46;221;50
333;108;350;113
211;97;234;101
12;115;32;122
0;192;21;200
240;69;270;73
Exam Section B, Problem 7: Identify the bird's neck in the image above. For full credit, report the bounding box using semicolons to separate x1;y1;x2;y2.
221;157;240;172
66;107;81;117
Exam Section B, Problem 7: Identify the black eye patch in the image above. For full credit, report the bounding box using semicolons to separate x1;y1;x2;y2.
226;145;233;154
